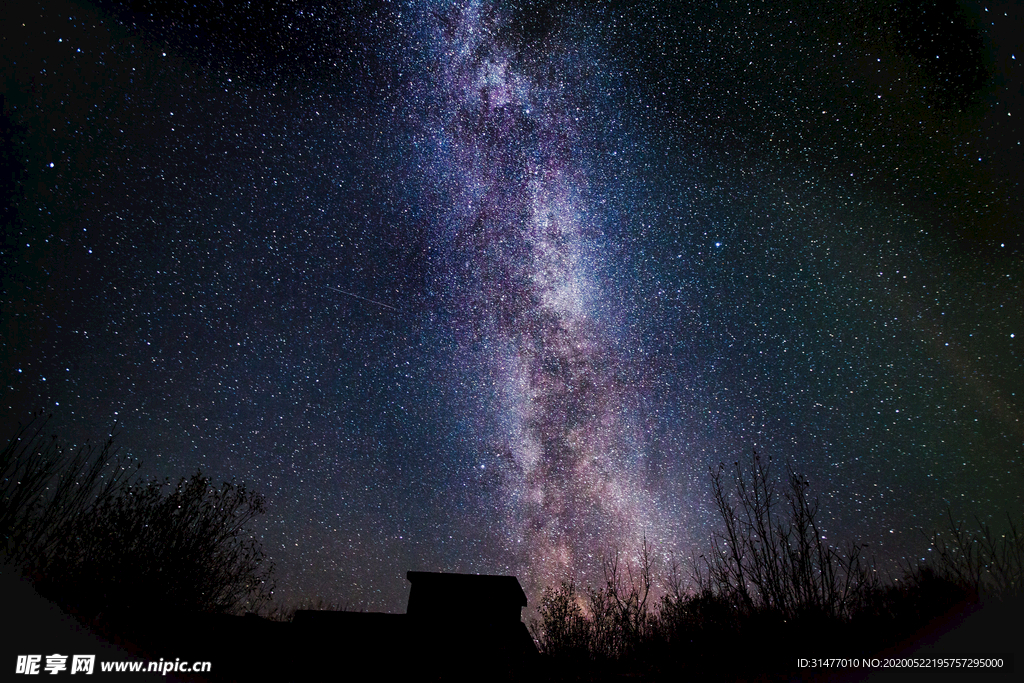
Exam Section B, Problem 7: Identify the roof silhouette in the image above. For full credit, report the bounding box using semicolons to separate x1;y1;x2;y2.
406;571;528;622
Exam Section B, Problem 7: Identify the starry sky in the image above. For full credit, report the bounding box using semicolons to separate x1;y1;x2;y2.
2;0;1022;612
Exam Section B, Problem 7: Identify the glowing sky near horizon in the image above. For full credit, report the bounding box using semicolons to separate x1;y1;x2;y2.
2;0;1023;611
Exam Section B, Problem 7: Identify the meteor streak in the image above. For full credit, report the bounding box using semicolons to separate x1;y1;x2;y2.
326;286;399;312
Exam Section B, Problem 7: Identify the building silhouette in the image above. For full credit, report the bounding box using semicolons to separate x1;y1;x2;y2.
292;571;537;680
109;571;538;681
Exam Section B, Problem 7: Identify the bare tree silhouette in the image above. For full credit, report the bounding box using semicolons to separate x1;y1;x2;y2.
927;509;1024;601
696;450;874;621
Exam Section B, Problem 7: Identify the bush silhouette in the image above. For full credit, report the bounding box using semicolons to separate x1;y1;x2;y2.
37;472;274;619
533;581;591;661
531;450;1015;681
532;540;660;677
1;415;137;569
1;416;273;623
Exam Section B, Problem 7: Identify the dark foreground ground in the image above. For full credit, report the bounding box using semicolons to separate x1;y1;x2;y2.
5;570;1019;682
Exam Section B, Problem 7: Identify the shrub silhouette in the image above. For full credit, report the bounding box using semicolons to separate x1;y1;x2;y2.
1;414;137;569
533;581;591;661
37;472;274;619
1;416;273;622
532;540;659;673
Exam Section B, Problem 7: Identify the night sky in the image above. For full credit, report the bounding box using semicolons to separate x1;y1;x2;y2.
3;0;1022;613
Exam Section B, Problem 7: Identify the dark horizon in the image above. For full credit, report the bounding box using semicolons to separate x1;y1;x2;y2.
2;0;1022;614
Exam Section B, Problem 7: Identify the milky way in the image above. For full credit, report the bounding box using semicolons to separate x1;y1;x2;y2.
2;0;1022;612
413;1;666;589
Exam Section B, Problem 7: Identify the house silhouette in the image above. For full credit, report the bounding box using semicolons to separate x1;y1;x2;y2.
115;571;538;681
292;571;537;680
